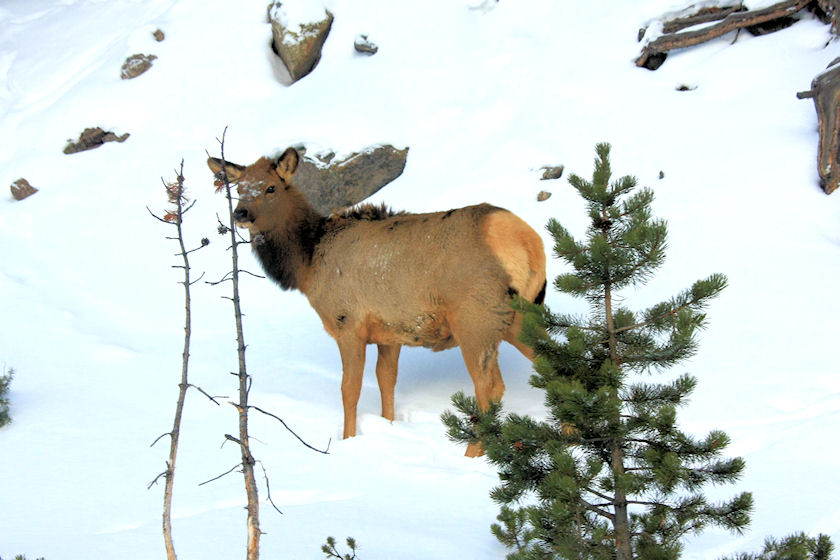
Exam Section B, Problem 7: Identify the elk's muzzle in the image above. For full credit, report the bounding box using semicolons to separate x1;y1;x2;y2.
233;206;252;223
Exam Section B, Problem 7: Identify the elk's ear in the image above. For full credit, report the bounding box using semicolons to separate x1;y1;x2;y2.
207;157;246;183
275;147;299;181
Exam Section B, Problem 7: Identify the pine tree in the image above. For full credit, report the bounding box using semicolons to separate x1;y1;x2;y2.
720;532;835;560
0;367;14;428
443;143;753;559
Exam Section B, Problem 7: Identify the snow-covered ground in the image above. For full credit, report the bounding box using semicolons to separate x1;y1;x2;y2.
1;0;839;558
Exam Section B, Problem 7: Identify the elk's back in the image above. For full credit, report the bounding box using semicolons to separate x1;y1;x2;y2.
306;204;544;349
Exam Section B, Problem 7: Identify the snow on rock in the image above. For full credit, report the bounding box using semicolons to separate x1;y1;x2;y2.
268;0;333;83
291;143;409;214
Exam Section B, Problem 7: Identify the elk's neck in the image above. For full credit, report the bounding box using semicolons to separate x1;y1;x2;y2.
252;204;325;293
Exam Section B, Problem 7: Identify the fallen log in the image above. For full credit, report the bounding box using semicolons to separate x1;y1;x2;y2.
637;0;812;70
662;4;748;34
798;61;840;194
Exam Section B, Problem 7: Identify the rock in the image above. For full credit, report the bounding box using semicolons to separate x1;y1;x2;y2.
153;29;165;42
354;34;378;55
268;2;333;83
537;190;551;202
540;165;564;180
10;178;37;201
291;144;409;214
120;54;157;79
64;127;130;154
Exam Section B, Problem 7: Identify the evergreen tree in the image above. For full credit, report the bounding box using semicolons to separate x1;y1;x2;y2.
443;143;753;559
0;367;13;428
720;532;834;560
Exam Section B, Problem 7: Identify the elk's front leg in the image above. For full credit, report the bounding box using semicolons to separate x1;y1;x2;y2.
375;344;401;421
337;335;366;439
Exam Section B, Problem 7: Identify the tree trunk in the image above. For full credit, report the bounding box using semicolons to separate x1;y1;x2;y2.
611;446;633;560
162;162;190;560
798;61;840;194
603;243;632;559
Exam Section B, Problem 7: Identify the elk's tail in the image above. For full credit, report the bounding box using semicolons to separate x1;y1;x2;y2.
534;280;547;305
484;210;547;306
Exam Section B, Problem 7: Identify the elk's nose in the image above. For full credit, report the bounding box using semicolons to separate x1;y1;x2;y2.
233;207;250;222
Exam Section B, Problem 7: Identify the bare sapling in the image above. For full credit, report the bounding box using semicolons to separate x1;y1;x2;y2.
210;130;262;560
206;129;331;559
147;162;214;560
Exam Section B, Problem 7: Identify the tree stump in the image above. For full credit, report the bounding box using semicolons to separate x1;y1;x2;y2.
798;61;840;194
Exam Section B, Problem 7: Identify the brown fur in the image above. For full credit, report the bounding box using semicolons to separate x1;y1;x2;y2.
208;148;547;456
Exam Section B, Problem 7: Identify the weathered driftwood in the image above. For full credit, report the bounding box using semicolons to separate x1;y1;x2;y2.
798;61;840;194
637;0;812;70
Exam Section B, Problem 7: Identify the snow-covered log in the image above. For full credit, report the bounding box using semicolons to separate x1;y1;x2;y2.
637;0;812;70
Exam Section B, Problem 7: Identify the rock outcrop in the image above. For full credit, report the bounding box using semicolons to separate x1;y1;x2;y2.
291;144;409;214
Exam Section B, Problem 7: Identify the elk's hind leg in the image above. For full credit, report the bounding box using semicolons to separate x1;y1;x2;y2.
504;312;535;361
375;344;401;421
457;338;505;458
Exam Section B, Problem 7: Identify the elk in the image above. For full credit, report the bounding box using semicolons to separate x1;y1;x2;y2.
208;148;546;456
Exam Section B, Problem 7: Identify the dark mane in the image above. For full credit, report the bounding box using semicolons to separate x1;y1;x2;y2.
338;202;405;221
253;203;405;291
325;202;406;231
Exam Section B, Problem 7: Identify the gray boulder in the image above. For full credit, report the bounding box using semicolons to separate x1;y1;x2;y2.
291;144;409;214
268;2;333;83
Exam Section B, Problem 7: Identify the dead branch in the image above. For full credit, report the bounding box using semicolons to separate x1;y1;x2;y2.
150;431;172;448
187;383;226;405
258;461;284;515
637;0;812;69
198;463;243;486
250;405;331;454
148;466;169;490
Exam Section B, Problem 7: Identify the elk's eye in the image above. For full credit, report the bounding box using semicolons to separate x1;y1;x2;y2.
266;186;275;194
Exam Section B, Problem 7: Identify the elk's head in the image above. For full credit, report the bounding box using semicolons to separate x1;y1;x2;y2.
207;147;301;236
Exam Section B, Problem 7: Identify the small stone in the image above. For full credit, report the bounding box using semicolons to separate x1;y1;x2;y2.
153;29;165;42
676;83;697;92
537;191;552;202
120;54;157;79
540;165;564;180
354;34;379;55
10;178;37;201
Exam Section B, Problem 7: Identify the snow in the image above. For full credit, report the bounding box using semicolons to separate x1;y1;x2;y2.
1;0;839;558
269;0;331;37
